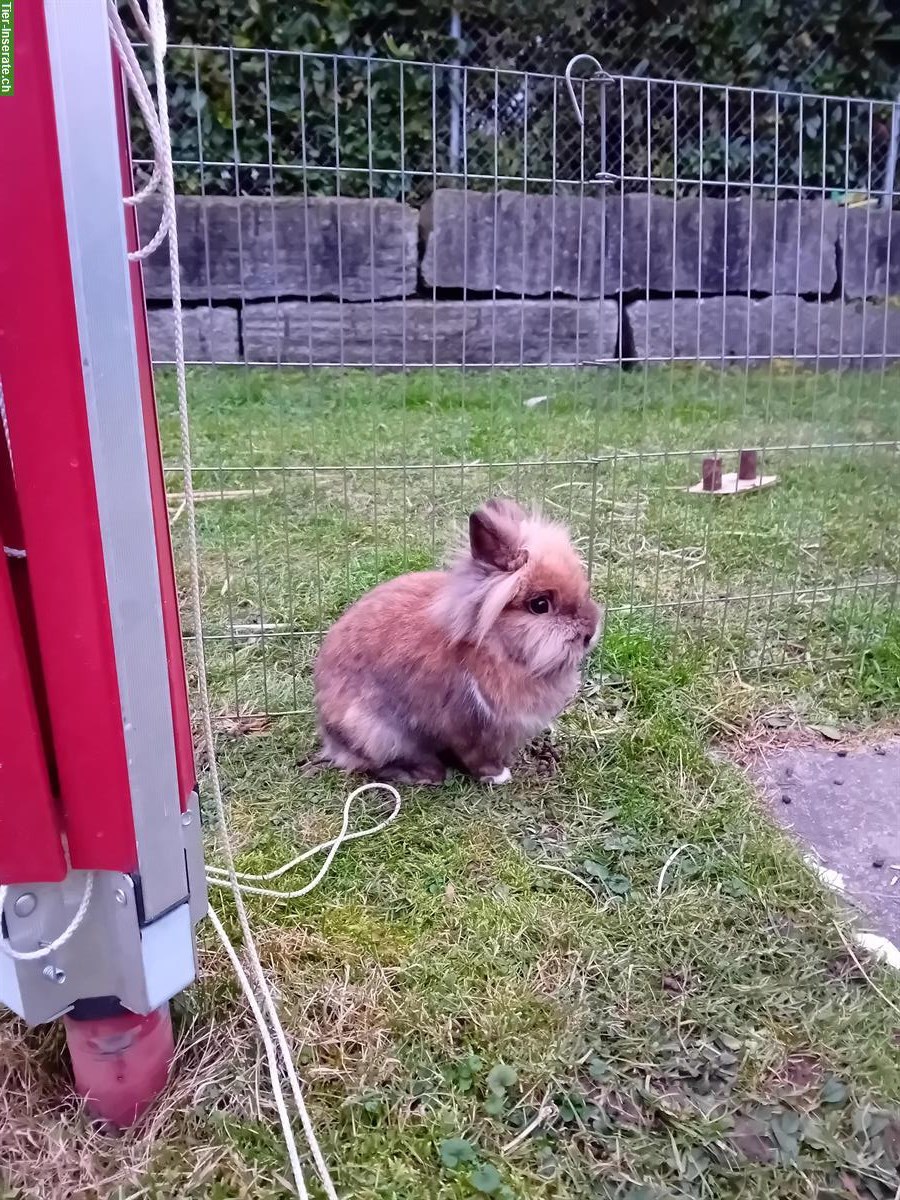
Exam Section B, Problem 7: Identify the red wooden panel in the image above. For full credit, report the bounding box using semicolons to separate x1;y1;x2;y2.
0;454;66;883
113;68;197;811
0;0;137;870
0;428;57;784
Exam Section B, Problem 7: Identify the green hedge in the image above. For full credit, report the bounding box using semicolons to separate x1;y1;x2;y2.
125;1;899;199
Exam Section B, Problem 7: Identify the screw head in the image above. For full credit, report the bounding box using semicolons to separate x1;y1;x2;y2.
42;965;66;984
114;889;128;906
13;893;36;918
181;811;193;827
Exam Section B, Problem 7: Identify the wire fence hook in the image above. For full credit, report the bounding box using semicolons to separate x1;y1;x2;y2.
565;53;614;128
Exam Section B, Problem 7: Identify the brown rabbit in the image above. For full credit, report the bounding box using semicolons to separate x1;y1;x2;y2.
312;497;602;785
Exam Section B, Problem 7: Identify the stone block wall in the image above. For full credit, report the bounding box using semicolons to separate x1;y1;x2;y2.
139;196;418;302
142;191;900;369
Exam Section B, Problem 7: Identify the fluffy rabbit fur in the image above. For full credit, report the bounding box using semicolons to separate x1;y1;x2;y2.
313;497;602;784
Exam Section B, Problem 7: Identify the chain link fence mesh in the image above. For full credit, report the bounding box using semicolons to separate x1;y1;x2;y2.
453;6;898;202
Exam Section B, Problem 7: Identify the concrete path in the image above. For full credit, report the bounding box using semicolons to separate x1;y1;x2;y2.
753;738;900;947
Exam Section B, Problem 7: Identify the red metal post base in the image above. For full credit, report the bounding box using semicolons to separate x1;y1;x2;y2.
63;1004;174;1129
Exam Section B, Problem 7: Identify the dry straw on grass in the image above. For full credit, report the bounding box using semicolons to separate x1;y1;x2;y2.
0;963;263;1199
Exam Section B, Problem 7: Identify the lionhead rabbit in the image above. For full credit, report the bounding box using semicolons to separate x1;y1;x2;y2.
313;497;602;784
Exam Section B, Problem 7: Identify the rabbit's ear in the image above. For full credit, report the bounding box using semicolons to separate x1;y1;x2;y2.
469;498;528;573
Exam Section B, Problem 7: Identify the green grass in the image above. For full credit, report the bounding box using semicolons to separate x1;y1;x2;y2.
2;364;900;1199
158;362;899;716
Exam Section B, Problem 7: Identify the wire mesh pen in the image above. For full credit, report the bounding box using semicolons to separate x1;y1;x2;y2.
128;44;899;718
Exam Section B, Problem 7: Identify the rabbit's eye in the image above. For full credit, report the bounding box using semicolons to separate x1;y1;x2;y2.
528;594;552;615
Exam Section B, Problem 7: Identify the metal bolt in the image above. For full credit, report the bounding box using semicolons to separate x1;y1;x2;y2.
42;965;66;984
13;893;36;918
181;811;193;827
114;888;128;906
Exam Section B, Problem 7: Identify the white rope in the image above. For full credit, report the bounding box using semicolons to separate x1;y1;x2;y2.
0;873;95;962
3;546;26;559
205;783;401;898
107;5;398;1196
106;1;170;256
125;159;164;211
0;382;12;471
124;0;153;42
207;909;310;1197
